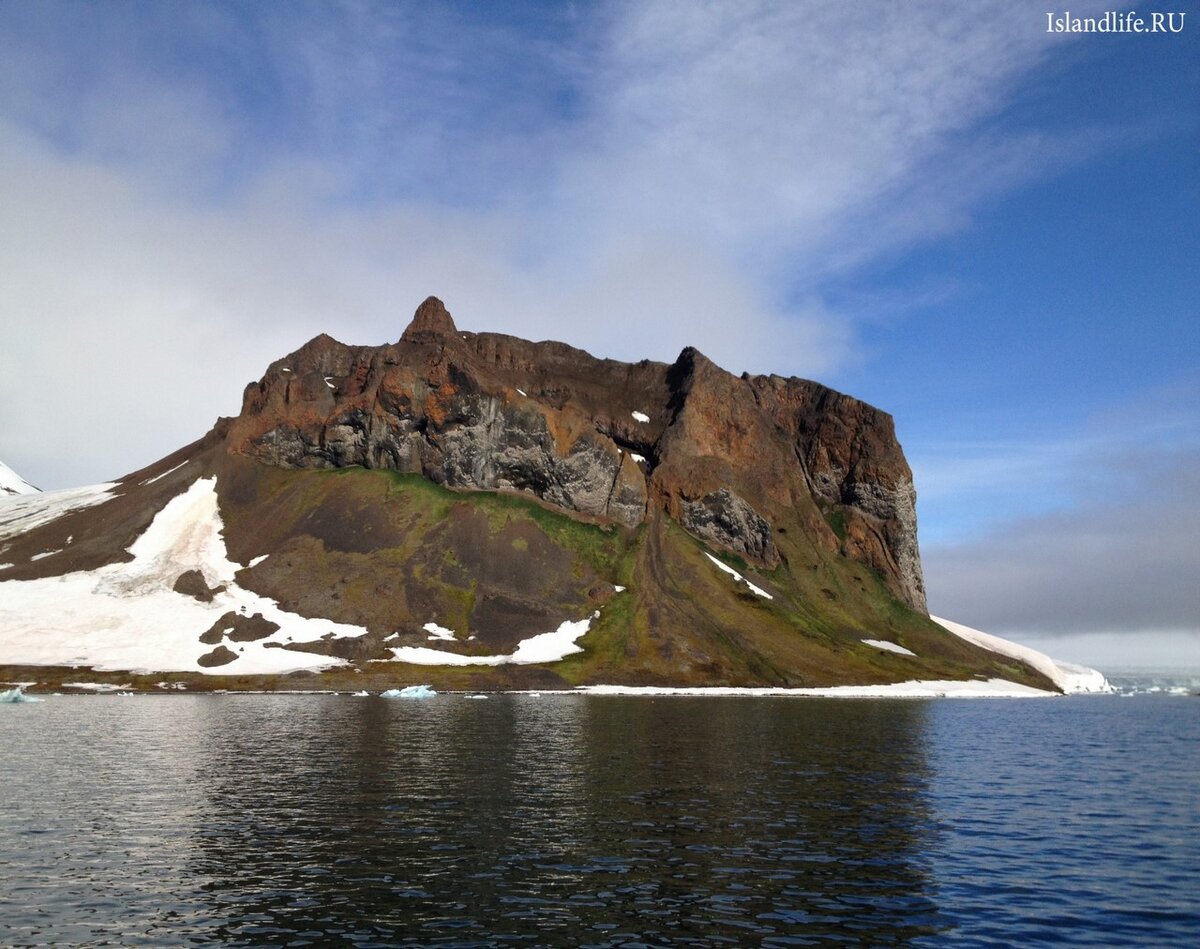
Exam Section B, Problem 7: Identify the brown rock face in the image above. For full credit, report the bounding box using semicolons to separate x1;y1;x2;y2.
221;298;927;611
401;296;458;343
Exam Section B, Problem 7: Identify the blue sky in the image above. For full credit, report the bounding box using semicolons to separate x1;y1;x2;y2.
1;1;1196;666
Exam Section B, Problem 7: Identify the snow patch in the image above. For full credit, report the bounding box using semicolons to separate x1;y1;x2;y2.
0;477;357;675
516;388;527;397
247;554;269;568
629;453;646;464
29;549;62;562
578;679;1056;698
280;367;292;373
387;615;595;666
932;616;1112;694
703;552;773;599
631;411;650;423
325;377;336;389
862;639;916;657
62;682;132;693
613;585;626;593
142;461;187;486
423;621;456;641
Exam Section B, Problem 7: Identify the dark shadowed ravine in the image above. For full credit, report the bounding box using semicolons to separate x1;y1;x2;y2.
1;694;1197;946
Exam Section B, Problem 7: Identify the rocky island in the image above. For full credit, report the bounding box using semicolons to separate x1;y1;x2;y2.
0;298;1096;694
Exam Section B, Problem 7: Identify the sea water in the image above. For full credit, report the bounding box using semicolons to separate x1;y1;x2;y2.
1;690;1196;945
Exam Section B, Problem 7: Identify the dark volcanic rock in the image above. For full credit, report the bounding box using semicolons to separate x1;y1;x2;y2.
681;489;777;567
173;569;225;603
222;297;926;611
197;645;238;667
199;610;280;644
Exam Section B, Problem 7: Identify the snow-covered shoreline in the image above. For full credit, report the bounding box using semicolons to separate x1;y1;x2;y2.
932;616;1112;694
0;476;1111;694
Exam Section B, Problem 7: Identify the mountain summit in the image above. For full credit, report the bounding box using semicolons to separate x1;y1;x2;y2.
0;298;1060;692
0;460;38;497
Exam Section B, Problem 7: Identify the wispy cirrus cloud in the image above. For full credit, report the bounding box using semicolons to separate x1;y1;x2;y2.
1;0;1113;490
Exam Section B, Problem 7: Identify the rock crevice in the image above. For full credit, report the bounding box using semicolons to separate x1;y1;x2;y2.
224;298;926;610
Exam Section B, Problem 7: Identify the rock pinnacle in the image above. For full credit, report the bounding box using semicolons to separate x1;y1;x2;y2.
401;296;458;343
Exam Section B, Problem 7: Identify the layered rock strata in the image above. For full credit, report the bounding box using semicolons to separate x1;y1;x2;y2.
224;297;926;612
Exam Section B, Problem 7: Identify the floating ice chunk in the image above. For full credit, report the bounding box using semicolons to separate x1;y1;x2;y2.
862;639;916;657
0;687;42;703
466;694;488;700
381;684;437;699
352;690;369;697
703;552;773;599
423;621;456;641
631;411;650;423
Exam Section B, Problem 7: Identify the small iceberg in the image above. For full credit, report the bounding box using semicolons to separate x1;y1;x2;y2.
1;687;43;703
381;684;437;699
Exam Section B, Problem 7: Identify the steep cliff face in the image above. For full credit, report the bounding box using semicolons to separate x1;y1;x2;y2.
2;297;1072;691
225;297;926;612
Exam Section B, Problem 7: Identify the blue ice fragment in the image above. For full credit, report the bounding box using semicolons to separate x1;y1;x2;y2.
380;684;437;699
1;687;43;703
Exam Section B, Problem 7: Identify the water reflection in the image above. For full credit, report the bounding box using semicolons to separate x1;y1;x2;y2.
184;695;944;944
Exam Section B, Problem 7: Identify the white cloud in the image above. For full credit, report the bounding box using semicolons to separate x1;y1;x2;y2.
923;435;1200;641
0;0;1115;492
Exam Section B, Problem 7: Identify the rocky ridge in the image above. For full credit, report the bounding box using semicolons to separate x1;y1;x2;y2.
226;297;926;612
0;296;1059;693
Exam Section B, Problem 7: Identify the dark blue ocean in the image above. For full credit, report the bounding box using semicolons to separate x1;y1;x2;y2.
2;688;1197;946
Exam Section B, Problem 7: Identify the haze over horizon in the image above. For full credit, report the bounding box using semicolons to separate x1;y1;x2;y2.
1;1;1196;668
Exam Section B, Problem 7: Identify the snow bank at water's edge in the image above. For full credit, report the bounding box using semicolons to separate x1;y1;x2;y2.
932;616;1112;694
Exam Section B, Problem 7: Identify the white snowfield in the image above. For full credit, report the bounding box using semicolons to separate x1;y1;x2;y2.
0;460;40;496
0;477;355;675
0;481;117;539
932;616;1112;694
0;474;1111;694
388;614;597;666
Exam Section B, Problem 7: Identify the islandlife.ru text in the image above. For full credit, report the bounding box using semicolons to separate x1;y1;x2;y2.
1047;10;1186;33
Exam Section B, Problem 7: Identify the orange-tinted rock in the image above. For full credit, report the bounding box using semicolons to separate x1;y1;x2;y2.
220;297;926;610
